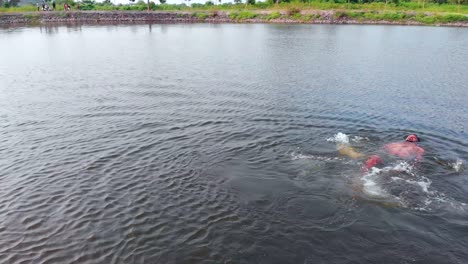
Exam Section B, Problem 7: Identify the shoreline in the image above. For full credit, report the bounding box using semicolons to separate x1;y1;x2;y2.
1;10;467;27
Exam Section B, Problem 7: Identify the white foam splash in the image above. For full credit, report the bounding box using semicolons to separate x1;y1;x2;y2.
290;151;359;167
327;132;350;144
327;132;369;145
413;198;433;211
359;161;454;211
290;153;314;160
361;161;427;200
351;136;369;143
390;176;432;194
361;167;388;198
382;161;415;176
290;152;345;162
451;159;464;172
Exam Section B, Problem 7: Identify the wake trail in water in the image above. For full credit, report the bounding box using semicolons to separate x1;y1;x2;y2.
326;132;369;144
313;132;468;212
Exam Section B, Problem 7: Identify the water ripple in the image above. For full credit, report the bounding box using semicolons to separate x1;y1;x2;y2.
0;24;467;264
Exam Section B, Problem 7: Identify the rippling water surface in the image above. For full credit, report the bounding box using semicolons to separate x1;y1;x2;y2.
0;24;468;264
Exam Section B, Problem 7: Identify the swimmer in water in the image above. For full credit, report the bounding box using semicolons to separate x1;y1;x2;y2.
383;134;424;161
336;134;425;170
336;133;464;172
364;134;424;170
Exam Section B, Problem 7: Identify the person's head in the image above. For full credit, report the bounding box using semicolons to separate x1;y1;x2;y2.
406;134;419;142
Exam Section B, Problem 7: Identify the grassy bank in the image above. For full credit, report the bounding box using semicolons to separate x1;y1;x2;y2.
1;0;467;26
1;9;466;26
330;10;468;23
202;9;468;24
1;0;467;14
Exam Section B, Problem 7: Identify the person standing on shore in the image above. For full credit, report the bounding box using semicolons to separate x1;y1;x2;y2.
52;1;56;10
36;2;40;11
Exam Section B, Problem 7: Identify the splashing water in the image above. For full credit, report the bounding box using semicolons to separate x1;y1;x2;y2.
293;133;468;212
327;132;369;144
359;161;467;211
361;167;389;198
290;151;357;165
452;159;464;173
359;161;435;209
327;132;350;144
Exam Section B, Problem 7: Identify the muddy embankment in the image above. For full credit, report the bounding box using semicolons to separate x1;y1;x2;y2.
0;10;467;27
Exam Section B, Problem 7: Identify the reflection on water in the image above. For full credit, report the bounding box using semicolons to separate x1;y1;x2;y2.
0;24;467;264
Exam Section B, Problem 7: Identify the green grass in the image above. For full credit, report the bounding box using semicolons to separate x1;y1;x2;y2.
1;0;467;25
2;1;467;14
436;13;468;22
290;12;303;20
333;10;468;24
345;11;400;20
274;2;468;14
266;11;281;20
229;11;257;20
195;12;208;20
1;6;37;12
0;4;74;12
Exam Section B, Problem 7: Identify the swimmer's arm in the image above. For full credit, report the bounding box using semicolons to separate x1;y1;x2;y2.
415;147;424;161
430;156;463;173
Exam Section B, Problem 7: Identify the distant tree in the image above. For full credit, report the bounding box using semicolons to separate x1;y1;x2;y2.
159;0;166;3
233;0;241;3
247;0;255;4
9;0;20;7
205;0;214;5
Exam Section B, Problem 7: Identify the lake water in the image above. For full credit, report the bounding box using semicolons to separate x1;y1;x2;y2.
0;24;467;264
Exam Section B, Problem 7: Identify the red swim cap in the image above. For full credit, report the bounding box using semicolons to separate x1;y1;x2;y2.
406;134;419;142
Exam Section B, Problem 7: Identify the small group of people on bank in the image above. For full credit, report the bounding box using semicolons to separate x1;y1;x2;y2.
36;1;72;11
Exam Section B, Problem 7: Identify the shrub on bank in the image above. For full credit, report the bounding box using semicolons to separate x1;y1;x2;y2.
266;11;281;20
1;0;468;14
290;12;302;20
229;11;257;20
333;10;468;24
438;13;468;22
79;0;96;10
195;12;208;19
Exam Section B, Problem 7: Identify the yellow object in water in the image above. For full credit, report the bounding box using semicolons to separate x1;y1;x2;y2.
337;144;364;159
